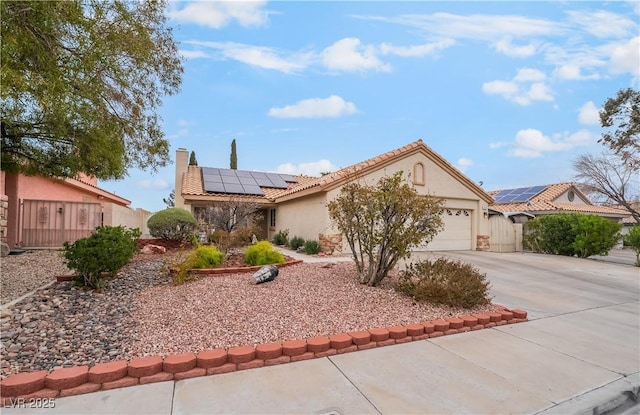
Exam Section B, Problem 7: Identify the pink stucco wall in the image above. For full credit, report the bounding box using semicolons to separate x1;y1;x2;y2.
14;175;102;203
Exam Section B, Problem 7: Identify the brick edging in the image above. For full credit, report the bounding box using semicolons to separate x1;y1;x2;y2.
0;307;527;402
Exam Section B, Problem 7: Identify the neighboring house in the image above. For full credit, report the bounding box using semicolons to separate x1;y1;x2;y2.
488;182;629;223
0;171;151;249
175;139;494;253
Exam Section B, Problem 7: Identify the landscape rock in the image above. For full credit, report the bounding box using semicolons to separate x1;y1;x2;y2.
0;242;9;258
140;244;166;254
250;265;279;285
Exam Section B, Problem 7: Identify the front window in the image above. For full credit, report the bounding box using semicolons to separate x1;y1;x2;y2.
269;208;276;227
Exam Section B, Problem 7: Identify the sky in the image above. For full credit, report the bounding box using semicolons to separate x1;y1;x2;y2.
101;1;640;213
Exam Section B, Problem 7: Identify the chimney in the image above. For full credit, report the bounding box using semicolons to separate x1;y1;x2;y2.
175;148;189;208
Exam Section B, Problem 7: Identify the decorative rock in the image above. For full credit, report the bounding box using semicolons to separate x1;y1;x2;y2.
140;245;166;254
250;266;278;285
0;242;9;258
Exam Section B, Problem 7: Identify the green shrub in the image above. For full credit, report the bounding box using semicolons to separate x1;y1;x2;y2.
303;239;321;255
624;225;640;266
396;258;492;309
525;213;621;258
244;241;285;266
174;246;225;284
273;229;289;246
63;226;140;289
147;208;197;241
289;236;305;250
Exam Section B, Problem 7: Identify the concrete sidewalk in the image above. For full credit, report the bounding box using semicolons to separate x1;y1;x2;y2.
3;252;638;414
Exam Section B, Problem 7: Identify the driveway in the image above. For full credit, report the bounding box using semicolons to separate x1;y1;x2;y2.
408;250;639;320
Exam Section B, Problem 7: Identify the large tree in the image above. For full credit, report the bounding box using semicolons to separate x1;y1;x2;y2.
1;0;183;179
599;88;639;169
327;172;443;287
573;152;640;223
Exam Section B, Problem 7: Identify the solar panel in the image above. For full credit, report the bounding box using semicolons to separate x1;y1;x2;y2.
255;177;275;187
242;185;264;195
202;167;220;175
203;174;223;183
265;173;287;188
203;182;225;193
219;169;237;177
251;172;267;179
493;185;547;203
236;170;252;178
221;175;240;184
278;174;298;183
223;183;244;193
238;176;258;186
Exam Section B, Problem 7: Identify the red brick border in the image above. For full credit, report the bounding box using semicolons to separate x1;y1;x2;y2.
0;308;528;402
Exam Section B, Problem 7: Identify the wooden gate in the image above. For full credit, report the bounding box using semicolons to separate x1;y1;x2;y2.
21;200;102;247
489;215;522;253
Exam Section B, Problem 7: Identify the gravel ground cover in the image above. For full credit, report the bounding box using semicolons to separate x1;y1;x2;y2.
1;250;499;378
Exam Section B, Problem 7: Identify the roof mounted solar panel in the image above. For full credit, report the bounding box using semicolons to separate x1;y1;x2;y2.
223;183;245;194
221;175;240;185
265;173;287;188
493;185;547;203
219;168;237;177
202;167;220;175
242;185;264;195
236;170;252;178
254;177;275;187
203;182;226;193
278;174;298;183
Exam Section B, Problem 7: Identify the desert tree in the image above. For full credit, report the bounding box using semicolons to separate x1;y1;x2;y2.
197;199;263;233
599;88;639;170
189;151;198;166
230;139;238;170
327;171;444;287
163;189;175;208
573;152;640;223
1;0;183;179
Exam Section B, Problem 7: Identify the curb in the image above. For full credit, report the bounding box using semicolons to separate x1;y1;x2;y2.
0;308;528;403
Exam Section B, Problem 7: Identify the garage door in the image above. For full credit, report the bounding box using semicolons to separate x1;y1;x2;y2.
419;209;472;251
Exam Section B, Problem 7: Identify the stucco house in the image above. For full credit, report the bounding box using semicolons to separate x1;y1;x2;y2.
0;171;151;249
488;182;629;223
175;139;494;253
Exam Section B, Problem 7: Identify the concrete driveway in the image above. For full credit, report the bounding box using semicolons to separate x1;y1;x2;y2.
408;250;639;320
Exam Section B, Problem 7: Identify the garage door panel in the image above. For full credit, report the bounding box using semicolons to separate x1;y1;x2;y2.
419;209;471;251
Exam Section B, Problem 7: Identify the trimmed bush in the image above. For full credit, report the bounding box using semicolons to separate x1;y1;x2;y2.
303;239;321;255
273;229;289;246
396;258;492;309
624;225;640;266
244;241;285;266
63;226;140;289
525;213;621;258
147;208;197;241
289;236;305;250
174;246;225;284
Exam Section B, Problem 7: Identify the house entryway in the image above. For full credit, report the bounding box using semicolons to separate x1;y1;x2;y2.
21;200;102;248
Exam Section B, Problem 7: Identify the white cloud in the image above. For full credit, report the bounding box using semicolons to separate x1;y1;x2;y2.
482;80;519;96
578;101;600;125
137;179;169;190
184;41;310;74
507;128;596;158
322;38;391;73
268;95;358;119
493;37;536;57
553;64;601;80
379;39;455;57
354;13;564;41
457;158;474;173
169;1;269;28
514;68;546;82
275;159;338;176
566;10;637;38
179;50;209;59
482;76;553;106
608;36;640;76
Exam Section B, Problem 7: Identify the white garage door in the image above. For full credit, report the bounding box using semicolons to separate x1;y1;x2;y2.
421;209;472;251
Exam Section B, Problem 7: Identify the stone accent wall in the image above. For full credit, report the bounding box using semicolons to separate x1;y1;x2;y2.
319;233;342;255
0;195;8;243
476;235;490;251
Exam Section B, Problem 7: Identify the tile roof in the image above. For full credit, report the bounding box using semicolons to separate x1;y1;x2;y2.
180;139;493;204
180;165;317;202
489;182;629;217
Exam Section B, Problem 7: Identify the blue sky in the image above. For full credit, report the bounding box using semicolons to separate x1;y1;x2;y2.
101;1;640;212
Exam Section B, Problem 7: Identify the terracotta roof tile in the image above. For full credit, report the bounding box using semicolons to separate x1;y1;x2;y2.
489;182;628;217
